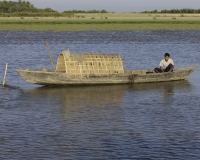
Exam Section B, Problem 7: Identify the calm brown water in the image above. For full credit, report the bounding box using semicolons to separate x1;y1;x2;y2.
0;30;200;159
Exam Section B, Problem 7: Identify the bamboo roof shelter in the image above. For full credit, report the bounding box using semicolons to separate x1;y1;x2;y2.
56;50;124;78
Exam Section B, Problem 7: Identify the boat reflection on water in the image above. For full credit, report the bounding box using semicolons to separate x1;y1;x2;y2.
26;80;192;107
131;80;192;100
25;84;129;108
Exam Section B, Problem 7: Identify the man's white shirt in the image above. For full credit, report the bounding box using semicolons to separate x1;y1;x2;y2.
159;59;174;69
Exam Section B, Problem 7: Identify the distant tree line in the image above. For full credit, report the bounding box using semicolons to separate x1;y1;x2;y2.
0;0;108;14
63;9;108;13
0;0;109;17
0;0;57;13
142;9;200;14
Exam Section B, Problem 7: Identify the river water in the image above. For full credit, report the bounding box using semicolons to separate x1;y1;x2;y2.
0;30;200;159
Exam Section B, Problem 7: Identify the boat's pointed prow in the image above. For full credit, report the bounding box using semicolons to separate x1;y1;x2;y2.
16;69;22;76
16;69;27;77
16;69;32;83
16;69;21;74
193;66;198;70
190;66;198;72
182;66;198;80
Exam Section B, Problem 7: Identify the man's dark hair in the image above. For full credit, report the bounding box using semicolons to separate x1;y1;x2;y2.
164;53;170;57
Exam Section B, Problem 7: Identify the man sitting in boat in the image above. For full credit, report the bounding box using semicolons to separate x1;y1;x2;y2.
154;53;174;73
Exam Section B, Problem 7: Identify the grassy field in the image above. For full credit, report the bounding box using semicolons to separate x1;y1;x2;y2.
0;13;200;31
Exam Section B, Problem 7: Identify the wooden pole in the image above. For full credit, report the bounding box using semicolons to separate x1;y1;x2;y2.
2;63;8;87
46;41;55;71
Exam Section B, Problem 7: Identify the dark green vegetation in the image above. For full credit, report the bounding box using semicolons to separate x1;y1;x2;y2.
0;0;61;17
63;10;108;13
0;0;72;17
142;8;200;14
0;0;107;17
0;0;57;13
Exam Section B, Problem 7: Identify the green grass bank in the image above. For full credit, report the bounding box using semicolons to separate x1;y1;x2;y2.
0;14;200;31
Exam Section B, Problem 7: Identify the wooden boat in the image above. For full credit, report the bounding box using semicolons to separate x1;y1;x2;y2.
16;50;197;85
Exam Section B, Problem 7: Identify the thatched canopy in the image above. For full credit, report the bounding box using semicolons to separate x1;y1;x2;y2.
56;50;124;76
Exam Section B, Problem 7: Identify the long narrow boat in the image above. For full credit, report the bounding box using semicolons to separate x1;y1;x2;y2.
16;50;197;85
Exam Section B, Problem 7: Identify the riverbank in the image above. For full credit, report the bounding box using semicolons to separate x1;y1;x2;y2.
0;13;200;31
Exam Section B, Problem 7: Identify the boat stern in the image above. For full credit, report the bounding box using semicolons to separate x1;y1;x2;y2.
16;69;50;85
16;69;36;84
187;66;198;76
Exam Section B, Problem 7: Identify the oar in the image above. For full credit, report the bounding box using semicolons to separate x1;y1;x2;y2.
46;41;55;71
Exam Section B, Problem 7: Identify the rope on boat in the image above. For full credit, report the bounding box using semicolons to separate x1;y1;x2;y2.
3;84;22;90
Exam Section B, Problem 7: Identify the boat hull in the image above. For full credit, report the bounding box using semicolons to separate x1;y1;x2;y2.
16;66;197;85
